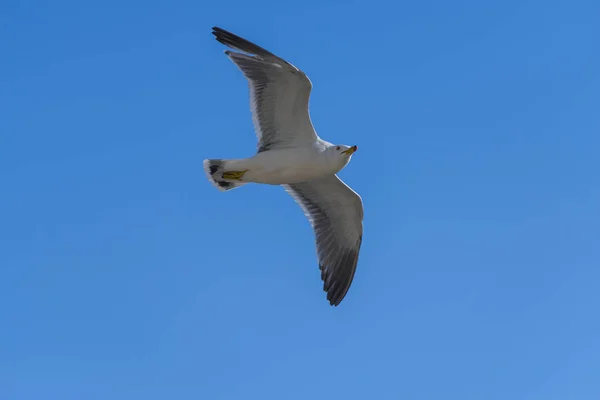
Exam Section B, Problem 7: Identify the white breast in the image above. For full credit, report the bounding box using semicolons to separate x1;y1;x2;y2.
246;147;336;185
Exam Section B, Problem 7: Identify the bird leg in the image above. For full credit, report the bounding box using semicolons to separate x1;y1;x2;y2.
222;170;248;180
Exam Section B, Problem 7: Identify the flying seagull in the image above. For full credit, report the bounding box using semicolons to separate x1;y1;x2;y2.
204;26;364;306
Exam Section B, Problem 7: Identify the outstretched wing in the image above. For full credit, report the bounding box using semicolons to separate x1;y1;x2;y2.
283;175;364;306
212;27;318;152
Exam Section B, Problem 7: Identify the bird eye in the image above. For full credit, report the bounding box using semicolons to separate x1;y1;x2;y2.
336;146;340;150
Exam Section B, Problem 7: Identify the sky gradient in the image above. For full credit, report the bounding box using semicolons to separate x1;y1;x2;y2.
1;0;599;399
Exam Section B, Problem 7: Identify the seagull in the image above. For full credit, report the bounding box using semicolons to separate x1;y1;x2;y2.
204;26;364;306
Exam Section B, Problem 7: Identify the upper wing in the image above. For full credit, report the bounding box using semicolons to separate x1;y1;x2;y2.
212;26;318;152
283;175;364;306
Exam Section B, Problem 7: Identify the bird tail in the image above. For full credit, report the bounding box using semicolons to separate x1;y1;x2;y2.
203;159;248;192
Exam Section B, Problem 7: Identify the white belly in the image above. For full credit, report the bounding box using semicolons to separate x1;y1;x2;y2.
243;148;337;185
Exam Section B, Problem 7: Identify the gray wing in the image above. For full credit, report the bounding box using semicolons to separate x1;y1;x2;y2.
283;175;364;306
212;26;318;152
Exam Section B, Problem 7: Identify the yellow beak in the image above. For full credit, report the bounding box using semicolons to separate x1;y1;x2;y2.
342;145;358;156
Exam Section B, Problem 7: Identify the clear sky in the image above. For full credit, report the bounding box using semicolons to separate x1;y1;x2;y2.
1;0;599;399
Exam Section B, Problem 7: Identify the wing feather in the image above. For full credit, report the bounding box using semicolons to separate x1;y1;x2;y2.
284;175;364;306
212;27;317;152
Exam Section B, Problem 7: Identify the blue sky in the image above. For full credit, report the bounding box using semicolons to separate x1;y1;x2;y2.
1;0;599;398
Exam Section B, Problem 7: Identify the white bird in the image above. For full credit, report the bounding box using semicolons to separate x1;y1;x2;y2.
204;26;364;306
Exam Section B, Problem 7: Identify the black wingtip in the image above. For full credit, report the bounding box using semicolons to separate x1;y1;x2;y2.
211;26;228;45
320;246;360;307
210;25;276;58
211;26;228;38
211;26;229;45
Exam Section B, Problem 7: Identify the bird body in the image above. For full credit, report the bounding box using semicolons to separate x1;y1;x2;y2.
206;143;353;186
204;27;364;306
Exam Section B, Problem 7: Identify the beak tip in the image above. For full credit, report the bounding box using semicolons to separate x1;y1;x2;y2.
342;145;358;156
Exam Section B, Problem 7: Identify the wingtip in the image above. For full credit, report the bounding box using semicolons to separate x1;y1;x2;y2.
325;285;345;307
209;25;277;59
328;294;343;307
211;26;228;42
